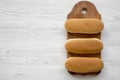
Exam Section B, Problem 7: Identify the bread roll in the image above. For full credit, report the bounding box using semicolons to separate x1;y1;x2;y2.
65;18;104;34
65;57;104;73
65;38;103;54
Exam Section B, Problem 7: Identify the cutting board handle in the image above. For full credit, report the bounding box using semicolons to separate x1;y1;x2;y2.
67;1;101;19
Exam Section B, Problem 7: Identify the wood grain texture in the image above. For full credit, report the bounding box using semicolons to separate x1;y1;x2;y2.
66;1;102;74
0;0;120;80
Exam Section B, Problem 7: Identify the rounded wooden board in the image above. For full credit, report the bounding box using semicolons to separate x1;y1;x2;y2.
66;1;102;75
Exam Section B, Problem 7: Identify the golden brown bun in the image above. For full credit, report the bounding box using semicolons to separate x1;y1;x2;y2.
65;57;104;73
65;38;103;54
65;18;104;34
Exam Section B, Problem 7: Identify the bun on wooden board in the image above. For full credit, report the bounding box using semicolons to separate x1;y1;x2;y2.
64;1;104;74
65;57;104;73
65;38;103;54
65;18;104;34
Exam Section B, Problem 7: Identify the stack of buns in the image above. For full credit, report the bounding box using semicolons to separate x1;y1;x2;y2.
64;18;104;73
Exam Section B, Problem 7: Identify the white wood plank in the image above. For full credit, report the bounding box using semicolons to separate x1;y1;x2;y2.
0;0;120;80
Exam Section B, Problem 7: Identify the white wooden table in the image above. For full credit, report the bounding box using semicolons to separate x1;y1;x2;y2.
0;0;120;80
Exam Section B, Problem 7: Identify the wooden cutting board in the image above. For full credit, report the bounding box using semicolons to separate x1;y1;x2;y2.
66;1;102;75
